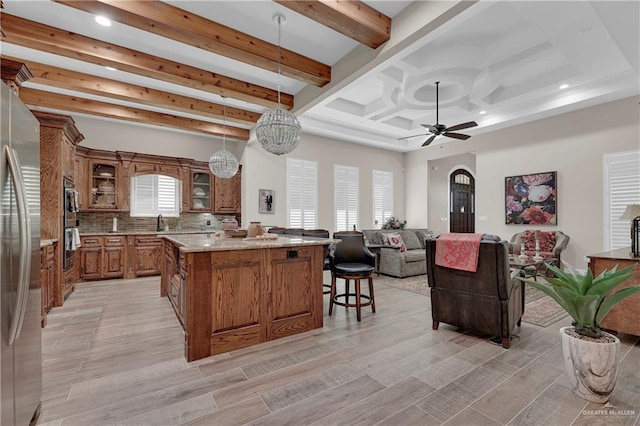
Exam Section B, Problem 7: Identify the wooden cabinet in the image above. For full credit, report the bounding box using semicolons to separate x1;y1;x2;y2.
34;111;84;306
40;243;56;327
213;165;241;214
161;240;177;298
62;136;76;181
189;169;213;211
89;160;119;209
80;236;125;280
588;248;640;336
162;241;185;326
132;162;181;178
131;236;163;277
74;155;87;210
161;239;324;361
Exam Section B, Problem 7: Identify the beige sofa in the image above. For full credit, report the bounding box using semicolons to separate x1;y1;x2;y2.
362;229;433;278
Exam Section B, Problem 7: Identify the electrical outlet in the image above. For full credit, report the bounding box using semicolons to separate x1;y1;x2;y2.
206;220;211;226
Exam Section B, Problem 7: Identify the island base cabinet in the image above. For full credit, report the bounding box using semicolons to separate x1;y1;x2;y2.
209;250;264;356
174;244;324;361
266;247;323;341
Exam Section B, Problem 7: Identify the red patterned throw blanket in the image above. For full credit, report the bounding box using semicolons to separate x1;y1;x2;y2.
435;233;486;272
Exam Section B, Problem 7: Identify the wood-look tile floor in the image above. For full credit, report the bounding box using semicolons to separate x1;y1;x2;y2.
38;276;640;426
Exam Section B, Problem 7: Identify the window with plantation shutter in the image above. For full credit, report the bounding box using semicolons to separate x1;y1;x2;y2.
334;165;359;231
286;158;317;229
372;170;393;229
130;174;181;217
604;150;640;250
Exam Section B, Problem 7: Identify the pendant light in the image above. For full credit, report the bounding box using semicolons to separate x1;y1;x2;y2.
209;97;239;178
255;14;302;156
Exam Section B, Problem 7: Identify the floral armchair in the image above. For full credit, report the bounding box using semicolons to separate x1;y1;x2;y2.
509;230;570;266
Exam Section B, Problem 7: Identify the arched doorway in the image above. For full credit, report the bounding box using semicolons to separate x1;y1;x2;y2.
449;168;475;233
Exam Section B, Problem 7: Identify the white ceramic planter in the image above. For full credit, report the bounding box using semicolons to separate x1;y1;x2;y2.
560;326;620;403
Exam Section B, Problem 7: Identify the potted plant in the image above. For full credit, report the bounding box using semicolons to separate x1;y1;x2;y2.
519;263;640;403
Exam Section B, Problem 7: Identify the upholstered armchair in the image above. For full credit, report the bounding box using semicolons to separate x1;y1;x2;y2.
508;230;570;266
425;235;524;348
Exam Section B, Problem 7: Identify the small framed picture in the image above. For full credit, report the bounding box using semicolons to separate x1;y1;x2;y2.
259;189;274;214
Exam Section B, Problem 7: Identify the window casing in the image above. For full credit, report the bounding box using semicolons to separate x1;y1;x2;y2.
286;158;318;229
604;150;640;250
372;170;393;229
130;174;181;217
334;165;359;231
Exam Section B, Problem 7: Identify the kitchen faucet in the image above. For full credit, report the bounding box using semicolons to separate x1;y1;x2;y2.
157;214;164;232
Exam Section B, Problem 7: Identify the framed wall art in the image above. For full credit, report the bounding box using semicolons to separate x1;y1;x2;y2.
259;189;274;214
505;171;557;225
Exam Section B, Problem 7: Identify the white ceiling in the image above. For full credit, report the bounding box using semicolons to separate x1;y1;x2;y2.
3;1;639;153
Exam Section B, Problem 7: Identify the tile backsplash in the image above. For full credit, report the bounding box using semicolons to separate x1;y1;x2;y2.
77;211;239;233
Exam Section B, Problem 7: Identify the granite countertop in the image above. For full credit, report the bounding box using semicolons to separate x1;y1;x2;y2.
40;239;58;248
80;230;213;237
162;233;338;253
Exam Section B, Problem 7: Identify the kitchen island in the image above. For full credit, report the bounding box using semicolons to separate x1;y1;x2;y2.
161;233;335;361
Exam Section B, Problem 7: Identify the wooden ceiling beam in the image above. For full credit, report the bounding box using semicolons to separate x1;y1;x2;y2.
1;13;293;109
4;56;260;126
274;1;391;49
54;0;331;87
20;88;250;140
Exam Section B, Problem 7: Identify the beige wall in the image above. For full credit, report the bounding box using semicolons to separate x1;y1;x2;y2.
406;96;640;269
427;153;476;235
74;115;244;161
240;133;405;234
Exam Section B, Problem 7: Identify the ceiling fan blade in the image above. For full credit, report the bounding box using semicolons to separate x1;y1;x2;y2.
398;133;428;140
444;132;471;140
421;135;437;147
445;121;478;132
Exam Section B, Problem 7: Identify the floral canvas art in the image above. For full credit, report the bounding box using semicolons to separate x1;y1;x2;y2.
505;171;557;225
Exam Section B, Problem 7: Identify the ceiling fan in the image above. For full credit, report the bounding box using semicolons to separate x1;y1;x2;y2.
399;81;478;147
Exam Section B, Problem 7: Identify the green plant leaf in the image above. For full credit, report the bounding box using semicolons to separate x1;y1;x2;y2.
534;284;580;322
575;268;594;295
573;294;600;329
587;266;635;296
596;285;640;324
546;264;581;293
544;276;579;291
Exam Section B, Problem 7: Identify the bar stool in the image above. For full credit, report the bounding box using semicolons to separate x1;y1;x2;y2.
329;231;376;321
302;229;332;295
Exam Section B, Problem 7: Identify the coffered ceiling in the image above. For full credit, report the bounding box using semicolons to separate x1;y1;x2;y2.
2;1;638;153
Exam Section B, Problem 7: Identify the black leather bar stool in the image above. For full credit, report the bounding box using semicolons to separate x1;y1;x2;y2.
303;229;332;295
329;231;376;321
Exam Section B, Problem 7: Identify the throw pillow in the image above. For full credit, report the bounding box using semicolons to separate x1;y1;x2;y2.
539;231;556;253
376;231;390;245
522;230;556;254
523;230;537;251
387;232;406;253
398;230;422;250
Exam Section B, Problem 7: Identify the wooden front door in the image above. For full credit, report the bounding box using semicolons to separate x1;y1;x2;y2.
450;169;475;233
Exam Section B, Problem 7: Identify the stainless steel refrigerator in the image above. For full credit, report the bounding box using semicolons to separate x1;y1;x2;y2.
1;82;42;425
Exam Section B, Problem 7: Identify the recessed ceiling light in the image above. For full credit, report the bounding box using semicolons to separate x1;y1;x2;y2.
95;15;112;27
479;110;487;115
104;66;117;71
559;84;569;90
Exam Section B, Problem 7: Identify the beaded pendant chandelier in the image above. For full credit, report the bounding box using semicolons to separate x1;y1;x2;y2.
255;14;302;156
209;98;239;178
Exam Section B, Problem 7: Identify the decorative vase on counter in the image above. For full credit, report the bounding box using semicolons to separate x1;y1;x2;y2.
221;216;238;230
247;221;265;238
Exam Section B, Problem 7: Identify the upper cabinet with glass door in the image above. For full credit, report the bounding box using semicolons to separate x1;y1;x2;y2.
90;161;119;209
189;169;212;211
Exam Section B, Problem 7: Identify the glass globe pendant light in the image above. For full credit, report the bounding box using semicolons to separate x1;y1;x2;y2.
209;98;239;178
255;14;302;156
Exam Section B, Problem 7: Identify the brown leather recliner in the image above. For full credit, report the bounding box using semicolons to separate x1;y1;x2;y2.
425;235;524;348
